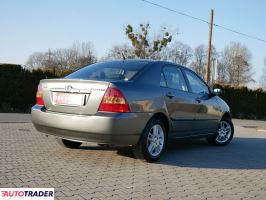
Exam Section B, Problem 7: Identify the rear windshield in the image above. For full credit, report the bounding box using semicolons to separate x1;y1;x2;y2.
66;61;149;81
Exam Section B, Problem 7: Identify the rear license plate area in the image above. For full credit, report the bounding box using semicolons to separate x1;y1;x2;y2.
52;92;85;106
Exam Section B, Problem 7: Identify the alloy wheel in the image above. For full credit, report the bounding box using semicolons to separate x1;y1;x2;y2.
147;124;165;157
216;120;232;143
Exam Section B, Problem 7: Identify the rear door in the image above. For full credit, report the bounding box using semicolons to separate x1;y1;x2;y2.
160;65;200;137
182;69;220;133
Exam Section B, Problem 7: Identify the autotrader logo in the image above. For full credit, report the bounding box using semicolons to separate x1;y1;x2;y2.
0;188;54;199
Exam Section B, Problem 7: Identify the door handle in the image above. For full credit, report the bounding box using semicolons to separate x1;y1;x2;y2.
166;92;175;98
195;97;201;103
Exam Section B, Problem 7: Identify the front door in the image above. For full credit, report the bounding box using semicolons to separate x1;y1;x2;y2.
160;66;201;137
182;69;220;133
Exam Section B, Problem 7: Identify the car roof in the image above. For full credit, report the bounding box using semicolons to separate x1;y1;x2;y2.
91;59;207;84
96;59;196;75
99;59;188;68
103;59;204;83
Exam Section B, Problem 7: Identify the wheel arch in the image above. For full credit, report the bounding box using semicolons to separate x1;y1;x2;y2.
222;112;232;120
149;112;170;138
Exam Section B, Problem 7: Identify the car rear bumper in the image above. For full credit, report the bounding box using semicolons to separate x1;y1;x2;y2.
31;105;151;145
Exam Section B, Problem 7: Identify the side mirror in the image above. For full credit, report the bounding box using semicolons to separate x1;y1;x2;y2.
213;88;222;95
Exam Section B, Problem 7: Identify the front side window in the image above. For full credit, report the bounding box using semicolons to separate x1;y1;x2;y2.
184;70;209;94
161;66;188;92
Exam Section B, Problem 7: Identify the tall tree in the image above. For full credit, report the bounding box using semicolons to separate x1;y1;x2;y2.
216;59;227;84
162;41;192;65
220;42;254;86
70;41;96;68
25;41;96;76
190;45;207;78
25;52;47;69
102;44;135;60
125;23;172;59
190;44;217;80
259;58;266;89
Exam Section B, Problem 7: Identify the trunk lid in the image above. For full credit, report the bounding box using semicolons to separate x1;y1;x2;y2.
40;79;109;115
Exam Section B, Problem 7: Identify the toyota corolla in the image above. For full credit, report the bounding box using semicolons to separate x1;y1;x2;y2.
31;60;234;162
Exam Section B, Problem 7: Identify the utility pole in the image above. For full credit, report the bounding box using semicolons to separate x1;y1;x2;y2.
205;9;214;84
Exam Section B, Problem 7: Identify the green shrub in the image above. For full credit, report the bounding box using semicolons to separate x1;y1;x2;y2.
213;84;266;120
0;64;56;113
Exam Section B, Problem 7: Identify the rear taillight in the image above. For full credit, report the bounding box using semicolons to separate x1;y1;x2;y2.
36;84;44;106
99;87;130;113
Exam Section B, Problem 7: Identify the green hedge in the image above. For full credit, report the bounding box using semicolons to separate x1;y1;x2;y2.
0;64;56;112
213;84;266;120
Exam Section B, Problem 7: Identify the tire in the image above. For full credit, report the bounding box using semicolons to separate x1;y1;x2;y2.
57;138;82;149
133;118;166;162
207;117;234;146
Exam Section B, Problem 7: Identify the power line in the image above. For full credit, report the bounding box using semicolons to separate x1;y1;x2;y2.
141;0;266;43
141;0;209;24
213;24;266;43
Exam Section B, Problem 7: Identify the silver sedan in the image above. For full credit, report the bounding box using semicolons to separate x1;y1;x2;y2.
31;60;234;162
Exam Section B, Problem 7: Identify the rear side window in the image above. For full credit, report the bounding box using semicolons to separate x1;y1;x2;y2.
66;61;148;81
161;66;188;92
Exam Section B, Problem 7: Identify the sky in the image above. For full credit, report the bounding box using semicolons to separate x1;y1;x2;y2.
1;0;266;87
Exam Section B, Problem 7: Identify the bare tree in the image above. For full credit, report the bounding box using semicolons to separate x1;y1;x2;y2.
220;42;254;86
102;44;135;60
259;58;266;89
26;49;58;75
162;41;192;65
190;45;207;78
216;59;227;83
25;41;96;76
189;44;218;80
70;41;96;68
25;52;46;69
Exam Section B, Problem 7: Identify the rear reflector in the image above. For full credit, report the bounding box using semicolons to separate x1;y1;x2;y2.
36;84;44;106
99;87;130;113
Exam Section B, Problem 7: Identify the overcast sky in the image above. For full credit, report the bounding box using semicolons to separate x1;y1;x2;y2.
1;0;265;86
